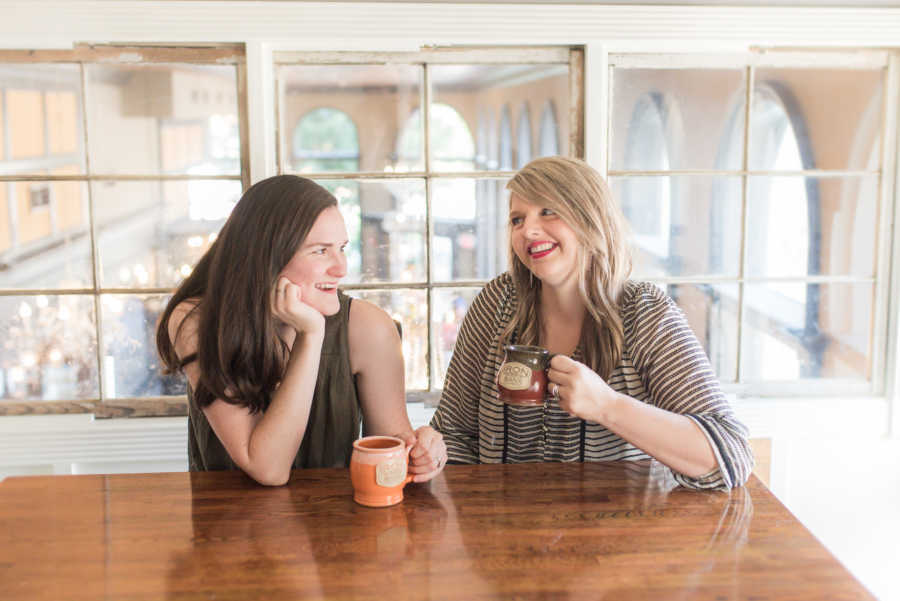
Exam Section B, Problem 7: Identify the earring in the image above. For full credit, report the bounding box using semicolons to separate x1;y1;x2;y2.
529;271;534;287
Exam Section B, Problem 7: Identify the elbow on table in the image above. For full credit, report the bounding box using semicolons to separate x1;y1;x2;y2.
245;464;291;487
683;457;720;480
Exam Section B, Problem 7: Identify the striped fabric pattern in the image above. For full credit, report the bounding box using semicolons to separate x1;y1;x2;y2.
430;272;754;490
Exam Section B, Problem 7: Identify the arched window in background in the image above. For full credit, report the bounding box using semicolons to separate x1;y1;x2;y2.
499;105;513;171
486;109;499;171
515;103;532;168
748;84;814;282
476;109;489;170
398;103;474;171
538;100;559;157
715;82;820;380
621;92;673;262
292;107;360;172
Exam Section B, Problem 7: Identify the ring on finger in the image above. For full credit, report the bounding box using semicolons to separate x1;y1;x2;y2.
549;382;560;398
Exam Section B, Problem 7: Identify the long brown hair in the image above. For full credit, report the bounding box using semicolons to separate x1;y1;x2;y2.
503;156;632;379
156;175;337;413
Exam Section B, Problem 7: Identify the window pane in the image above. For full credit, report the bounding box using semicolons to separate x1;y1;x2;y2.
101;294;185;398
92;179;241;288
750;68;883;171
349;289;427;389
318;178;426;285
432;178;509;282
666;283;738;383
0;64;85;171
86;64;240;175
431;287;480;389
0;294;98;401
431;64;569;172
741;282;872;382
747;176;878;278
279;65;423;173
0;180;93;288
537;100;561;158
515;103;533;168
610;176;743;278
610;68;745;171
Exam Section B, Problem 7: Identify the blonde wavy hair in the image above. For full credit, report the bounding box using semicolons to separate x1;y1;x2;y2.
502;156;632;379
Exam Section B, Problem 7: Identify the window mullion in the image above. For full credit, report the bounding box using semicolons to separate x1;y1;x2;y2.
80;61;104;407
878;53;900;418
423;62;434;392
2;88;16;250
735;64;755;385
607;169;880;177
247;41;277;183
604;59;613;177
569;47;585;160
235;62;251;191
583;43;607;172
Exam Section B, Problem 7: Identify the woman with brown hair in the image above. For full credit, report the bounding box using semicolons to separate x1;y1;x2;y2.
158;175;446;486
431;157;752;490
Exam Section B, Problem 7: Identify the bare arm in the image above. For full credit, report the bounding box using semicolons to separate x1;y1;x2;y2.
604;395;717;478
349;298;446;482
172;279;325;486
549;355;716;478
348;298;412;439
549;283;752;489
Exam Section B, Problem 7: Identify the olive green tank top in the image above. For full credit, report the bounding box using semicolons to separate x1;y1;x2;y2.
187;292;361;471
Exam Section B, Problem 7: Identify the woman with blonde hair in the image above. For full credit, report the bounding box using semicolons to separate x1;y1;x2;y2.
431;157;752;490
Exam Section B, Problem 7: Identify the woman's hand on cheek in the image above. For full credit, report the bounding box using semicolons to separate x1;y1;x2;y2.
547;355;618;424
407;425;447;483
271;276;325;335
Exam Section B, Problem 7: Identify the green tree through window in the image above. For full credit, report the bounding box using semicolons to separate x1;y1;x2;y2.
293;108;360;172
293;108;362;278
398;103;474;171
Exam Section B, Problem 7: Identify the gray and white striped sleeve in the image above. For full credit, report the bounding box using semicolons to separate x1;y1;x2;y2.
430;278;505;464
626;282;754;490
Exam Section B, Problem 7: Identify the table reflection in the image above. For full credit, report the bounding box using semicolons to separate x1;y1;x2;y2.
0;463;870;601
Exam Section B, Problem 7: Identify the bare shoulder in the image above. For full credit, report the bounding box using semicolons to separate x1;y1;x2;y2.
348;297;400;343
348;297;401;372
168;298;202;359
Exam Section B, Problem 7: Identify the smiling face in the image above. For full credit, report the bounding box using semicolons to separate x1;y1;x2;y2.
280;206;349;316
509;192;580;291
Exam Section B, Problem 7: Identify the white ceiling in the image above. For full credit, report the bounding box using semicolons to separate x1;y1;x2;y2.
123;0;900;5
212;0;900;5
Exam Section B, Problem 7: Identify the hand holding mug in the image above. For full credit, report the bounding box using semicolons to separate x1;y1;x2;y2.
271;276;325;335
547;354;620;423
406;426;447;483
350;436;415;507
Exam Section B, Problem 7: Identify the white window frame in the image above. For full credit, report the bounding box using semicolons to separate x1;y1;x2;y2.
0;45;249;417
271;47;583;401
606;50;898;400
0;3;898;435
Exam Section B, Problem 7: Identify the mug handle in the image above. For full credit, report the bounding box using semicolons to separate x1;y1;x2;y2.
545;353;559;400
402;442;415;485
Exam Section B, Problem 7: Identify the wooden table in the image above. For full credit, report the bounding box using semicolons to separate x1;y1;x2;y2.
1;461;875;600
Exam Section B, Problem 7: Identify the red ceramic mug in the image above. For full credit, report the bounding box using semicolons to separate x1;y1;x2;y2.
497;344;553;406
350;436;414;507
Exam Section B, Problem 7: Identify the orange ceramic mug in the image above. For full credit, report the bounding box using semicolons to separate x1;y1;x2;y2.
350;436;414;507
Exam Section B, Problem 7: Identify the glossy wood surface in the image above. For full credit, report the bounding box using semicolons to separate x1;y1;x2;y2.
1;461;875;600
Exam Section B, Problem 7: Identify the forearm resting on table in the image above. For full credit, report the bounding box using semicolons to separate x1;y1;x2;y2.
217;331;324;486
600;393;718;479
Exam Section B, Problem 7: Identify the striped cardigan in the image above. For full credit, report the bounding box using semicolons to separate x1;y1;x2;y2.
430;273;754;490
